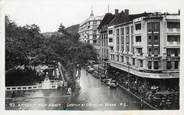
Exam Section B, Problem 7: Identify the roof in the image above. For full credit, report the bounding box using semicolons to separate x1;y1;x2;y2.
80;15;104;27
98;13;114;29
129;12;151;21
108;11;151;26
109;11;129;26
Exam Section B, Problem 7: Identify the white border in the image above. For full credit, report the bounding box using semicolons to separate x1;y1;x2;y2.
0;0;184;115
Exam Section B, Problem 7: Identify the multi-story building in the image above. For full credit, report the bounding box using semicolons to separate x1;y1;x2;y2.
108;10;180;87
97;12;114;74
78;10;103;51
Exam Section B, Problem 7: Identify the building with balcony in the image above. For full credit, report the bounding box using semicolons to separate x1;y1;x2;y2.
107;10;180;87
78;10;103;51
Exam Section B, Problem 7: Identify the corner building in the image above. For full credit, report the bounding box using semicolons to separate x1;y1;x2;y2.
108;10;180;86
78;10;103;51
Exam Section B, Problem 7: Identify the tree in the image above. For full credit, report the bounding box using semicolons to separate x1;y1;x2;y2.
5;16;44;70
58;23;65;32
5;17;97;88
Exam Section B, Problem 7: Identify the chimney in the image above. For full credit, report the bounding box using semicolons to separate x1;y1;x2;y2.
115;9;119;15
125;9;129;16
178;9;180;15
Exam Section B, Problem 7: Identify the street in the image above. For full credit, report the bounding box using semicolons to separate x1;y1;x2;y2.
5;69;151;110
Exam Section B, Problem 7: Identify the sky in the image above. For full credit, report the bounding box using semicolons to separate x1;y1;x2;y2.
5;0;182;33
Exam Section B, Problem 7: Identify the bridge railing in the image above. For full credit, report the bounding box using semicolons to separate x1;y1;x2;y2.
6;84;59;91
6;85;42;91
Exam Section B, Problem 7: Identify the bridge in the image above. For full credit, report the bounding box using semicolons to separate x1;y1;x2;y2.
6;62;67;91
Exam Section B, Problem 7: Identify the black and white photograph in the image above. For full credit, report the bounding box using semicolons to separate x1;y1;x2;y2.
2;0;182;111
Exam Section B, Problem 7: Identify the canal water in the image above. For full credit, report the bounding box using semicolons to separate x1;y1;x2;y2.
5;69;151;110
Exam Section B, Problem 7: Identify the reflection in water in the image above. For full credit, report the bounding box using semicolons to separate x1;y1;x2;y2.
6;69;150;110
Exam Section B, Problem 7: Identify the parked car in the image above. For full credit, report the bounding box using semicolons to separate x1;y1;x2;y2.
87;66;95;73
109;80;118;88
92;71;100;79
102;78;111;86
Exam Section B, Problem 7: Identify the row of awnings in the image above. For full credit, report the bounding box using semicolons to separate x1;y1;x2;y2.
110;62;179;79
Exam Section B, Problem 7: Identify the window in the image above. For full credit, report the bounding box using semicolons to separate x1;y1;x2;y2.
132;58;135;65
154;61;159;69
175;61;179;69
117;55;119;61
126;27;129;34
131;26;133;34
126;36;129;44
137;48;142;55
140;60;143;67
116;29;119;35
147;22;160;32
111;54;113;60
147;23;151;32
167;35;180;42
109;30;113;34
167;61;172;69
93;30;97;34
121;28;124;35
121;44;124;52
126;44;129;52
148;61;152;69
167;22;180;29
110;46;114;52
93;40;97;44
93;34;97;39
121;56;124;62
154;47;159;56
131;35;134;52
135;23;141;30
154;22;160;32
116;29;120;52
167;48;180;56
132;48;135;54
148;36;152;44
154;36;159;44
148;47;152;55
121;36;124;44
126;57;129;64
136;36;141;42
109;38;113;42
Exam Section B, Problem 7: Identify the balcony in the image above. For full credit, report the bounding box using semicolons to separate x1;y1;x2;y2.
109;50;115;54
167;28;180;34
166;41;180;47
133;42;142;48
136;53;144;59
134;29;141;35
108;41;114;46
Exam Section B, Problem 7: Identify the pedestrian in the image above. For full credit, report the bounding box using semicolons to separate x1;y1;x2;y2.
11;91;15;98
67;87;72;95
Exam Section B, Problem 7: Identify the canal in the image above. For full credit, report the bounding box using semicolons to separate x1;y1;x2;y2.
5;69;152;110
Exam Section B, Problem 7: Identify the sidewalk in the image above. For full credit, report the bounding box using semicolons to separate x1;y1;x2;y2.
118;84;158;110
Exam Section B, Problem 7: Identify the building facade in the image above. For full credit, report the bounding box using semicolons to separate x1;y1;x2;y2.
108;10;180;79
78;10;103;51
97;13;114;73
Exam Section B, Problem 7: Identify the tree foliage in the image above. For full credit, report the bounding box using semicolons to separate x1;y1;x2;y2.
5;17;97;86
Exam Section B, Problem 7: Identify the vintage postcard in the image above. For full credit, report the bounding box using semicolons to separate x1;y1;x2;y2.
1;0;184;114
